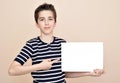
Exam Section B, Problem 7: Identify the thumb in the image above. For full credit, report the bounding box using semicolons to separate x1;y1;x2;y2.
51;58;60;64
43;59;51;62
47;59;51;62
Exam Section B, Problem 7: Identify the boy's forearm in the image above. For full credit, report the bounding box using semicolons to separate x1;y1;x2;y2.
65;72;91;78
8;62;41;76
9;59;58;76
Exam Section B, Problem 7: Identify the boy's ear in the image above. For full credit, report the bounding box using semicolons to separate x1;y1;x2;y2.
54;22;56;27
36;23;39;28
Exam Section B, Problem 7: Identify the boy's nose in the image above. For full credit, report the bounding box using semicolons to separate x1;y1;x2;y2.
45;20;49;25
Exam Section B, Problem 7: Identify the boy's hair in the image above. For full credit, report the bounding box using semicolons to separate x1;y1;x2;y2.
34;3;57;23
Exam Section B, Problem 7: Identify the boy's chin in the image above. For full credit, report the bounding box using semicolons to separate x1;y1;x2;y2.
43;31;53;35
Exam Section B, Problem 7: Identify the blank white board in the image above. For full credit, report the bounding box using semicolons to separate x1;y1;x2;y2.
61;42;103;72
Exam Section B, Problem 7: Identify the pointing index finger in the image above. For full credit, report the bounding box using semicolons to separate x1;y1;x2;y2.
51;58;60;64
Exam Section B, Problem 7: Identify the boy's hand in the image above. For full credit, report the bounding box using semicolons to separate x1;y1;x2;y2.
38;58;60;70
90;69;104;77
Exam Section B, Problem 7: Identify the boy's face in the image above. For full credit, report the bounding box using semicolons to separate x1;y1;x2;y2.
36;10;56;35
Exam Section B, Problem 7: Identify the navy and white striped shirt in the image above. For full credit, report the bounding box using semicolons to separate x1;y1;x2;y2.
14;36;66;83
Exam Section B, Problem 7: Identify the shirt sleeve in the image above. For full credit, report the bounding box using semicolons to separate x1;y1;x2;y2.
14;41;33;65
61;39;67;43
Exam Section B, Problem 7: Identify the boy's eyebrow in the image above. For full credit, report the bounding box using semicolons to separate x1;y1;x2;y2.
39;16;54;19
48;16;54;18
38;17;44;19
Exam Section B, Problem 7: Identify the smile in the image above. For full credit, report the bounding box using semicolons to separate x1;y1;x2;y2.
44;27;50;29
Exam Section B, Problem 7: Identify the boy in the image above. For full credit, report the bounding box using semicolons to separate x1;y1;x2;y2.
8;3;104;83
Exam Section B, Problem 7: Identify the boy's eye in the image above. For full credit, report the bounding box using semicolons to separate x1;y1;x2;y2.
49;18;54;20
39;17;54;21
40;19;44;21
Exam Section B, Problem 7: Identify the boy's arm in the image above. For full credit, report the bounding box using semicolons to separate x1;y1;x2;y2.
65;69;104;78
8;59;59;76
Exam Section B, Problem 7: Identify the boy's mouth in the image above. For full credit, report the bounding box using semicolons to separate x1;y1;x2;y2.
44;27;50;29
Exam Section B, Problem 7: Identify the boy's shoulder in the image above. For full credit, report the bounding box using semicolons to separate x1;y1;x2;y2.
26;36;39;43
55;36;66;43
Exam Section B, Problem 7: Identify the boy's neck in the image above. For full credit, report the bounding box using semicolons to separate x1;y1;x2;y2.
40;34;54;44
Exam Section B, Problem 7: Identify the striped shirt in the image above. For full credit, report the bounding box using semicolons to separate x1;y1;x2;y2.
14;36;66;83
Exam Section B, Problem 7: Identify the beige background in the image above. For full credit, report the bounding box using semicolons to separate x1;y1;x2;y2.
0;0;120;83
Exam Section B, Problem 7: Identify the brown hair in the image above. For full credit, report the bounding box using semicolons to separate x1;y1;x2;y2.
34;3;57;23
